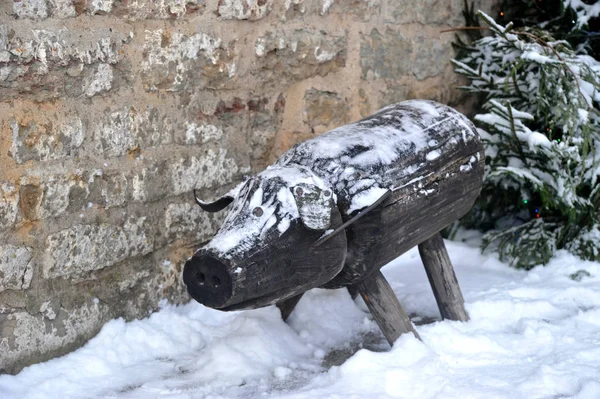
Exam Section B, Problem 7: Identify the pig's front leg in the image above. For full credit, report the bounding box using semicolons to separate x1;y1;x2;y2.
357;270;421;345
276;293;304;321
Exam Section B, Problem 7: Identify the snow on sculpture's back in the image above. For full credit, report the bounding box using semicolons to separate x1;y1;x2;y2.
183;100;485;346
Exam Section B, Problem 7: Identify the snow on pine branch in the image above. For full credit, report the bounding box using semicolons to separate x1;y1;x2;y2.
452;9;600;268
564;0;600;30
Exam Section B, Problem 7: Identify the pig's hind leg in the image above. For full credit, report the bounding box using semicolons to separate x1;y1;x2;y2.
418;233;469;322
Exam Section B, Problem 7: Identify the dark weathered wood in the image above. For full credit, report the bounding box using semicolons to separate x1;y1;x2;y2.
185;100;484;313
347;285;359;300
276;293;304;321
357;270;420;345
418;233;469;321
325;140;485;288
184;206;347;311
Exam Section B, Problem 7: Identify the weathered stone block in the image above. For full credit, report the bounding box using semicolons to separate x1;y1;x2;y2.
93;110;134;158
412;34;454;80
126;152;228;204
103;0;206;20
89;0;113;14
0;28;128;100
217;0;272;20
20;174;87;221
43;218;154;279
13;0;49;20
18;184;43;221
0;246;34;292
10;0;207;19
304;89;350;131
11;0;77;19
0;184;19;230
283;0;379;20
130;160;171;202
0;304;106;374
381;84;410;108
97;171;128;208
82;63;113;97
384;0;464;25
283;0;305;16
319;0;380;20
93;106;172;158
141;29;234;92
164;202;220;243
8;116;84;164
169;150;240;196
175;123;224;145
360;28;412;80
254;29;346;84
52;0;77;18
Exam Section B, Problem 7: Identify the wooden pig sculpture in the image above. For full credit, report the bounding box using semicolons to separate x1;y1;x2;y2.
183;100;484;344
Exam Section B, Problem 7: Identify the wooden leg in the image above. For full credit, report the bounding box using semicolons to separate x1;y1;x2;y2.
276;293;304;321
357;270;421;345
418;233;469;322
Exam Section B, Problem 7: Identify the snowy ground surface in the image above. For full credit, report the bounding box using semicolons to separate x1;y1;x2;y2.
2;239;600;399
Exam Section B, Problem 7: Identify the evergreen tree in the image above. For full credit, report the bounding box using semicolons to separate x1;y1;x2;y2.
452;4;600;269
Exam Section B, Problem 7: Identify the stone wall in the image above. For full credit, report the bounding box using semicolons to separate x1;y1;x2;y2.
0;0;497;374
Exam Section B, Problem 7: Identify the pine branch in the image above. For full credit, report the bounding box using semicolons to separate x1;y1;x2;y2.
517;30;593;111
441;26;490;33
506;101;528;165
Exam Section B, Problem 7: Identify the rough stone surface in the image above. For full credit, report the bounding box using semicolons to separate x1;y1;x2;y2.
386;0;466;25
9;115;85;164
360;27;413;80
169;150;240;196
43;218;153;279
253;29;347;86
164;202;223;243
304;89;350;132
0;245;34;292
0;0;499;374
13;0;49;20
141;29;232;92
284;0;380;21
0;27;129;101
0;184;19;230
217;0;272;20
92;106;172;158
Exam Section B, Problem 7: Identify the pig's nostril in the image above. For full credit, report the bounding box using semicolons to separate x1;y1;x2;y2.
194;270;205;285
211;276;221;288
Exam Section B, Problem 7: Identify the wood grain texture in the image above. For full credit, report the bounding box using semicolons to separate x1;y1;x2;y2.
418;233;469;321
191;205;347;311
357;270;420;345
324;135;485;288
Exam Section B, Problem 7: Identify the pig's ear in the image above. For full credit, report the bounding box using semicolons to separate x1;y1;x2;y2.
292;184;334;231
193;181;245;212
194;190;234;212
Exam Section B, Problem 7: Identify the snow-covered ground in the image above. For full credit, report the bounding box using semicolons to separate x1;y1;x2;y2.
2;239;600;399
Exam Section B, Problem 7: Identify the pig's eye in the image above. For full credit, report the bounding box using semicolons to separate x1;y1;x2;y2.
252;207;264;217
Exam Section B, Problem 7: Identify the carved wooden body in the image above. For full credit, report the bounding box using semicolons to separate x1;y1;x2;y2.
184;100;483;344
277;100;484;287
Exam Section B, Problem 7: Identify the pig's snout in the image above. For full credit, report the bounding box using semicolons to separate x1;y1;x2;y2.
183;255;233;308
